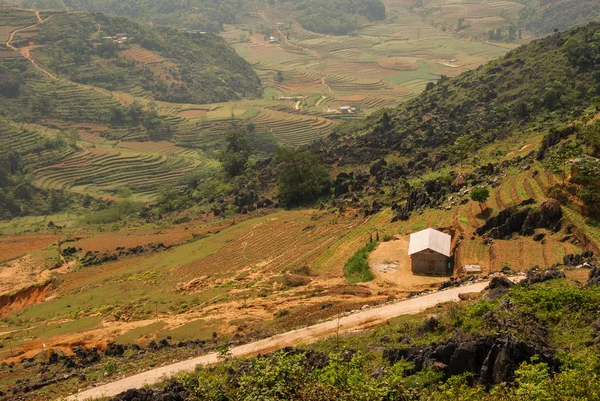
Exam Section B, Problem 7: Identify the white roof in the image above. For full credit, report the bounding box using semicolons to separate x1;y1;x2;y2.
408;228;451;257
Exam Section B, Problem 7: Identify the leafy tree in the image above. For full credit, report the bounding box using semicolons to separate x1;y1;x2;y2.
225;204;239;224
275;148;331;207
116;187;133;199
219;129;251;177
542;141;584;184
470;187;489;212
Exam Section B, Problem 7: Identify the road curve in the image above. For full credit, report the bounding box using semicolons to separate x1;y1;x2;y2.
65;278;519;400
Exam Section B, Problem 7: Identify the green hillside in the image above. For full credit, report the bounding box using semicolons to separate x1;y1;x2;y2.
2;0;246;32
25;12;262;104
318;23;600;168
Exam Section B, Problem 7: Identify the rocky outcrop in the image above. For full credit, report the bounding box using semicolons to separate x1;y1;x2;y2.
476;201;562;240
563;251;595;266
110;380;188;401
525;266;566;285
383;330;557;387
587;265;600;286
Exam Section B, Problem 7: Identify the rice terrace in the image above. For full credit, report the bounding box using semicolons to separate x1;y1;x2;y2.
1;0;600;399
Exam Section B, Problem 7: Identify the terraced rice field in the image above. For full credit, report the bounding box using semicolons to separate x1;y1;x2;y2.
213;0;512;146
120;45;164;64
33;146;205;199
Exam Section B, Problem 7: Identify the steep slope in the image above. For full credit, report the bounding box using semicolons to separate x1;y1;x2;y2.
21;12;262;104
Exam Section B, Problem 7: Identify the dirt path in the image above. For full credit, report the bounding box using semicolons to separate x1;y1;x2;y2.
5;11;127;107
322;77;334;94
65;277;523;401
315;95;327;107
6;18;58;80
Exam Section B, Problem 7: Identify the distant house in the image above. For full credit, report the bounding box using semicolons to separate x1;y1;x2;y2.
408;228;452;275
268;36;278;43
339;106;356;114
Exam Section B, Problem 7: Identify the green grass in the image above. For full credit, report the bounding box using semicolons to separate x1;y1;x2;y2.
156;318;223;341
114;321;167;344
343;240;377;283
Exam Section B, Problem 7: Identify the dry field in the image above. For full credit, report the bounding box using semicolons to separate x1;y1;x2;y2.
3;151;598;362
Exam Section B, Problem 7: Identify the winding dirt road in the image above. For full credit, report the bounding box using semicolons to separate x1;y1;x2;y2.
65;277;522;400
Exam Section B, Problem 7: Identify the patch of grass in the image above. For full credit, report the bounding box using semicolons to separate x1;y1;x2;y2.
156;319;222;341
114;321;167;344
343;241;377;283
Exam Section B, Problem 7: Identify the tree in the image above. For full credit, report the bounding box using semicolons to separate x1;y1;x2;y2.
219;129;251;177
225;204;239;224
542;141;584;184
275;148;331;207
470;187;489;212
454;135;476;166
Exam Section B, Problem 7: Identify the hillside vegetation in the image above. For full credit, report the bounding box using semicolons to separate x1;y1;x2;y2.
131;275;600;401
290;0;386;35
317;22;600;172
2;0;246;32
29;12;262;104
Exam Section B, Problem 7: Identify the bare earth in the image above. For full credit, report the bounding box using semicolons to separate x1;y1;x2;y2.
369;238;447;290
65;277;523;401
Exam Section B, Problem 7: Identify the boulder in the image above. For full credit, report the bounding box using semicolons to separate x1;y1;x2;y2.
526;267;566;285
110;380;189;401
383;331;557;387
587;265;600;286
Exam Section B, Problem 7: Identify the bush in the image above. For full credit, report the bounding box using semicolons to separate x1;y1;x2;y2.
275;148;331;207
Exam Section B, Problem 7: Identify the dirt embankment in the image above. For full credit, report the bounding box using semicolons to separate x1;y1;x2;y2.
0;282;52;317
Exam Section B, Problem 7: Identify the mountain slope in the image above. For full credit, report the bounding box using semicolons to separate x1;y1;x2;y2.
2;0;245;32
316;23;600;169
21;12;262;104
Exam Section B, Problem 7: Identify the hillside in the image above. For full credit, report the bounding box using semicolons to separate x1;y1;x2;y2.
3;11;600;401
316;23;600;168
1;0;246;32
19;12;262;104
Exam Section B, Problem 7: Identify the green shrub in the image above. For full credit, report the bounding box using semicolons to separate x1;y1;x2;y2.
343;241;377;283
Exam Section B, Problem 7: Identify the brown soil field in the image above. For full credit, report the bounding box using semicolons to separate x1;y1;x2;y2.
72;226;195;254
0;234;63;263
368;237;446;290
120;45;163;64
378;57;418;70
118;140;185;154
335;95;367;102
179;108;209;119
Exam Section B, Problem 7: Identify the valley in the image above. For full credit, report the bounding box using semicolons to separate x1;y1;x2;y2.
0;0;599;400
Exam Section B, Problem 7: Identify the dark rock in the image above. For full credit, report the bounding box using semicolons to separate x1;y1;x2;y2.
417;317;439;335
533;233;545;241
526;267;566;285
587;266;600;286
383;331;557;387
476;205;561;240
488;276;515;290
110;380;188;401
105;343;126;357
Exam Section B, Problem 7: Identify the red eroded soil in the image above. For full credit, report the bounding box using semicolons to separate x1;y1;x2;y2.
0;282;52;317
0;234;64;262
